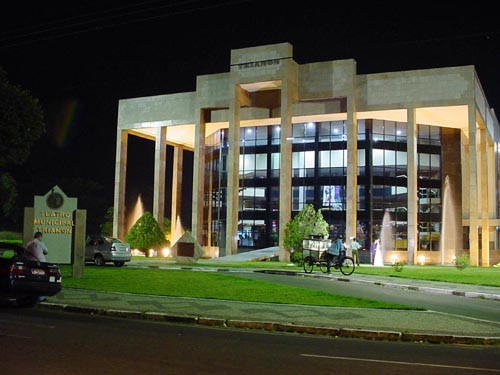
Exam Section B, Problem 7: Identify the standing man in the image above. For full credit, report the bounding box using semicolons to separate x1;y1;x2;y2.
350;237;361;266
26;232;48;262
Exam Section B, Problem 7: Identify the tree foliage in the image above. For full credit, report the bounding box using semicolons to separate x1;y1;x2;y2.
100;207;114;236
283;204;329;256
0;67;45;169
125;211;166;255
0;173;17;227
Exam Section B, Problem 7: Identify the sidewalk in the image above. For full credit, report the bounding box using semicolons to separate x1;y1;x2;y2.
42;275;500;345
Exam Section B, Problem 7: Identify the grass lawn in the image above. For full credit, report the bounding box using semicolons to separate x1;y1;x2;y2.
60;266;415;310
355;265;500;287
131;257;500;287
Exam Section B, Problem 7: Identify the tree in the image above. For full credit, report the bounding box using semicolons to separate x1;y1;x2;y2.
0;67;45;169
0;67;45;230
100;207;114;236
283;204;329;264
125;211;166;256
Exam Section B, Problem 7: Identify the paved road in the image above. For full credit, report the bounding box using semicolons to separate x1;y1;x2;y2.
232;272;500;323
1;308;499;375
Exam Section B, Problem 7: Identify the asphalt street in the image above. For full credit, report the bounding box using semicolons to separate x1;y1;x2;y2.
1;308;499;375
231;271;500;323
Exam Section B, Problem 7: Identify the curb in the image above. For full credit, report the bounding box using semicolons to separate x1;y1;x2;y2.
38;302;500;346
254;269;500;301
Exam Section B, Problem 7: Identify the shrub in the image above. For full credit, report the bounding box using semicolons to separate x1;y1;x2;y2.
125;212;166;256
455;254;470;271
284;204;328;264
392;261;406;272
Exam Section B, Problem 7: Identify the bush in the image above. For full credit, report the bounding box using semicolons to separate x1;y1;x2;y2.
290;250;303;266
392;261;406;272
125;212;166;256
455;254;470;271
284;204;328;261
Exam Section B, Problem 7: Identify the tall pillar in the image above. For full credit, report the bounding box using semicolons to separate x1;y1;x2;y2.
480;127;489;266
345;94;357;250
153;126;166;230
171;147;183;244
192;109;207;245
113;130;128;239
225;85;242;255
468;104;479;266
406;108;418;265
278;82;293;262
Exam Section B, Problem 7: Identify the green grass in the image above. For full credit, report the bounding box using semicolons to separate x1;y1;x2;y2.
131;257;500;287
0;231;22;242
60;266;415;310
355;265;500;287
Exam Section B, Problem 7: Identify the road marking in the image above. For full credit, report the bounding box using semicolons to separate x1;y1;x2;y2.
428;310;500;326
300;354;500;373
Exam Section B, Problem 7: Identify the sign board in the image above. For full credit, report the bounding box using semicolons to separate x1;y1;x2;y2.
32;186;77;264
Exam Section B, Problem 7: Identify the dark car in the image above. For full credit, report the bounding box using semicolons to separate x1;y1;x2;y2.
0;242;62;307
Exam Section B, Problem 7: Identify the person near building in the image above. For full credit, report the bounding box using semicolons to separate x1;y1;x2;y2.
350;237;361;266
26;232;48;262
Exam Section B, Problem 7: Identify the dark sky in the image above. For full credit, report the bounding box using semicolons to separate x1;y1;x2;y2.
1;1;499;231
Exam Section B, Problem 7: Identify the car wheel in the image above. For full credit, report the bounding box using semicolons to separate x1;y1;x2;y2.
94;254;105;266
113;261;124;267
16;296;39;308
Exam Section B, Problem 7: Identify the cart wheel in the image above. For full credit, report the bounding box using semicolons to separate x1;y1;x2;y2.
339;256;355;276
303;256;314;273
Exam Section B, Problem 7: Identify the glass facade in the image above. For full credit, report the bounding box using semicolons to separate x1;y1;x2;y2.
205;120;448;255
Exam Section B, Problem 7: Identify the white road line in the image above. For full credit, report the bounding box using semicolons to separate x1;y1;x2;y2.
300;354;500;373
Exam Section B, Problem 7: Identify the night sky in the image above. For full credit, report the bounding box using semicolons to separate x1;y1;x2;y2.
1;1;499;232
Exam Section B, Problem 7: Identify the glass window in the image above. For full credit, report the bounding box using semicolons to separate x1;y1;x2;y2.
319;150;330;168
292;186;314;211
357;149;365;167
396;122;407;142
321;185;344;210
331;150;345;168
255;154;267;170
384;121;396;142
373;120;384;140
271;153;280;178
271;125;280;145
373;149;384;166
331;121;344;142
429;126;441;145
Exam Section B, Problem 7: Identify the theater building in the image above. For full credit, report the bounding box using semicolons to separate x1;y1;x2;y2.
113;43;500;266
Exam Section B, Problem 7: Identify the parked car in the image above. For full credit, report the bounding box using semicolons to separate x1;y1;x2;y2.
0;242;62;307
85;235;131;266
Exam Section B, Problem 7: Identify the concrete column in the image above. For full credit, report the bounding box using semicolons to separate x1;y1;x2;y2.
279;82;293;262
406;108;418;265
192;109;207;245
480;127;489;266
153;126;167;230
225;86;241;255
72;209;86;278
468;104;479;266
345;95;357;251
113;130;128;240
171;147;183;244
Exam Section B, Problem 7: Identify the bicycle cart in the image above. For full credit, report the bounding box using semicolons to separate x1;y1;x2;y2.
302;236;355;276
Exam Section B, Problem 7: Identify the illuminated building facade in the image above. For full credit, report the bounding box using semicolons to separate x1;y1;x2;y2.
114;43;500;266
